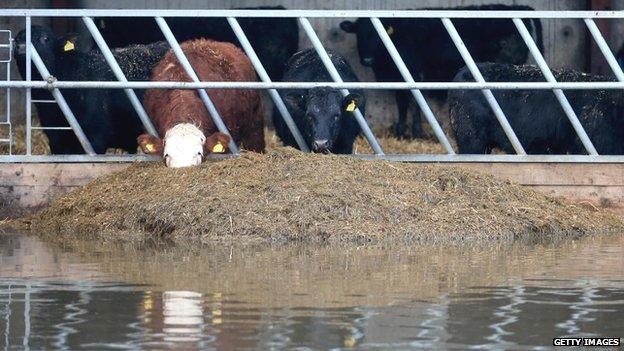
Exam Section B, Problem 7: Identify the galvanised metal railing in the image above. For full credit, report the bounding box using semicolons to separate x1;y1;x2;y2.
0;30;12;154
1;9;624;163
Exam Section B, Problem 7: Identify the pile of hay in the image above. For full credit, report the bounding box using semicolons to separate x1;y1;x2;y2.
0;123;50;155
23;148;623;245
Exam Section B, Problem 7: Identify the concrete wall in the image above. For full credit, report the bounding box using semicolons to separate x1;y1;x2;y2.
1;0;611;132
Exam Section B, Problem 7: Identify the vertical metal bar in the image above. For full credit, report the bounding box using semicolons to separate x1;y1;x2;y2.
25;16;31;155
513;18;598;155
441;18;526;155
6;30;11;155
299;17;385;155
82;17;158;137
584;18;624;81
30;46;96;155
154;17;239;154
226;17;310;152
369;17;455;155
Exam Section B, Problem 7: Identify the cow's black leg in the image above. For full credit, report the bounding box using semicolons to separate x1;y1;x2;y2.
411;108;422;139
393;90;409;139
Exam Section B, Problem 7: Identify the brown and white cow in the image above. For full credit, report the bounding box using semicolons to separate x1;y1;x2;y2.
139;38;265;168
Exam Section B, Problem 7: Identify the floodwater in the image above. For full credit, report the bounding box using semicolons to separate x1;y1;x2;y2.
0;232;623;350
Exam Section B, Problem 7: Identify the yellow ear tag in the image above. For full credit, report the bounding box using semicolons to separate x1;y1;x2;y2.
212;141;225;153
63;40;75;52
144;143;155;153
346;100;357;112
386;26;394;35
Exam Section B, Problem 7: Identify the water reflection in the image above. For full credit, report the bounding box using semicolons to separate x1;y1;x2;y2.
0;233;622;349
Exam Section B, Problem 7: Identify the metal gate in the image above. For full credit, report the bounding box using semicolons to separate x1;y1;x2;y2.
1;9;624;163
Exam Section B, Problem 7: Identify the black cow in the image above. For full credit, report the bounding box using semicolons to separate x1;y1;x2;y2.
449;63;624;155
14;26;169;154
273;48;364;154
340;4;543;139
94;6;298;81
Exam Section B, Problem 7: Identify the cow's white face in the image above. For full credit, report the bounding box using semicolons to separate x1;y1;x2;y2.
163;123;206;168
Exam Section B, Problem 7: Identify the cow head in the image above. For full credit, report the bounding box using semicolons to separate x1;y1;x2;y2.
340;18;395;67
286;88;364;153
14;26;79;71
138;124;231;168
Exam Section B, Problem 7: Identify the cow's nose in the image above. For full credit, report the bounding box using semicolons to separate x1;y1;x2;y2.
312;139;329;152
361;57;374;66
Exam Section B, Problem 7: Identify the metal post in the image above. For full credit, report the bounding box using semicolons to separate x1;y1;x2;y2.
370;17;455;155
30;47;96;155
441;18;526;155
584;18;624;81
5;30;12;155
154;16;239;154
25;16;31;155
82;17;158;137
226;17;309;152
299;17;385;155
513;18;598;155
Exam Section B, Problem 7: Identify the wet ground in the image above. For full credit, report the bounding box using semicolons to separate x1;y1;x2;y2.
0;232;623;350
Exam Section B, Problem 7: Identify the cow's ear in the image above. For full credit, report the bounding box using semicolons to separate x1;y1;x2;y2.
204;132;231;154
137;134;164;155
342;93;364;113
285;92;306;107
58;33;79;52
340;20;356;33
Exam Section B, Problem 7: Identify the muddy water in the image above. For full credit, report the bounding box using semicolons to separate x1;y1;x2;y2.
0;232;623;350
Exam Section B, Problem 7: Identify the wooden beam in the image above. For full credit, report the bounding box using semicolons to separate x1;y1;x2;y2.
1;162;623;218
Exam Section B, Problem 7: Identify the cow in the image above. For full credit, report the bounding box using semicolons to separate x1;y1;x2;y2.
449;62;624;155
272;48;364;154
138;38;265;168
14;26;169;154
94;6;298;81
340;4;543;139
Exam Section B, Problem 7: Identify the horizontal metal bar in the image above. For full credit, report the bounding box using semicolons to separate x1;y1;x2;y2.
30;99;56;103
1;9;624;19
5;81;624;90
0;154;162;163
352;154;624;163
31;126;72;130
2;153;624;164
